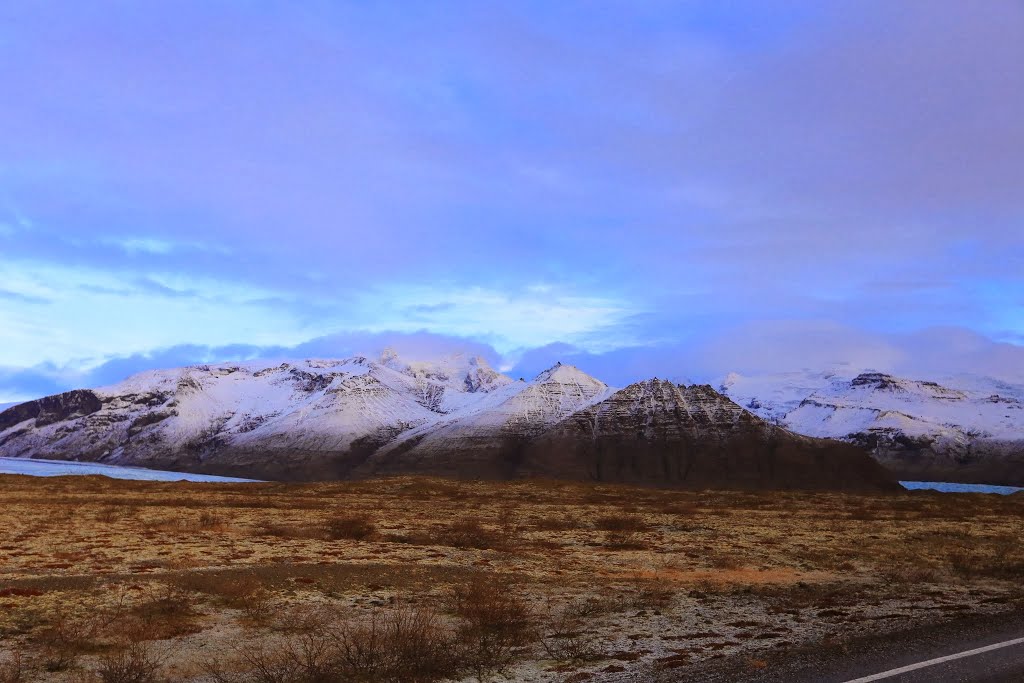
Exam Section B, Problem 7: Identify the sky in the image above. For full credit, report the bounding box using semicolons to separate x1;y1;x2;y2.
1;0;1022;402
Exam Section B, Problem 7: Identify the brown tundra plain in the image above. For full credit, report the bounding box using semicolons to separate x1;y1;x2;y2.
1;475;1023;682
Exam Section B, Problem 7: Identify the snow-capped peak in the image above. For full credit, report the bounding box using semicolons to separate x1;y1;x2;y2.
846;372;966;400
717;368;855;423
533;362;605;387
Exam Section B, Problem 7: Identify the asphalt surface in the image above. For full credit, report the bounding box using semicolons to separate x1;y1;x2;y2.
666;608;1024;683
846;639;1024;683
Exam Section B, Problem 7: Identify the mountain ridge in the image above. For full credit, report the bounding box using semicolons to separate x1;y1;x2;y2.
8;353;1012;488
720;369;1024;485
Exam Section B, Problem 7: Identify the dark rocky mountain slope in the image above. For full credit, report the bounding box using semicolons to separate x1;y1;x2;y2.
521;379;897;491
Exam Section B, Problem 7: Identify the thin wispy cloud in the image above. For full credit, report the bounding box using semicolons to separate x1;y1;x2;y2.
97;236;230;256
352;284;635;354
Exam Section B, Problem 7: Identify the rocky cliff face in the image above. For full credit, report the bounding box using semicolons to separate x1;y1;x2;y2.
0;390;103;432
722;370;1024;485
0;356;895;490
521;379;896;491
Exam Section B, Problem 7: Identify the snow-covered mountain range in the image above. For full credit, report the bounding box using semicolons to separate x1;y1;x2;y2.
0;352;894;490
720;369;1024;485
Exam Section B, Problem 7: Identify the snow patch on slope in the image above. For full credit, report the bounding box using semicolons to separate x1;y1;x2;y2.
719;367;859;423
720;368;1024;447
786;372;1024;441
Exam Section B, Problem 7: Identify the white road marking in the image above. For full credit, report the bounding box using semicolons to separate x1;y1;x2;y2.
843;636;1024;682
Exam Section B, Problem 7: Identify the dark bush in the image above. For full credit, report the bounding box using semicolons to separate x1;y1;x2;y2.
325;513;377;541
437;518;503;550
593;514;649;532
96;642;163;683
448;576;534;678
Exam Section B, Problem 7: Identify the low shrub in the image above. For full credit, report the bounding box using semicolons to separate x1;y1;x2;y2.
0;652;24;683
658;501;699;516
325;513;377;541
593;514;649;532
437;518;503;551
532;514;579;532
879;563;937;585
96;641;164;683
333;606;456;682
709;553;743;570
602;530;647;550
36;611;101;672
539;610;602;662
629;577;676;610
255;522;319;540
562;595;629;619
128;583;201;639
204;572;539;683
173;572;271;622
448;575;534;678
208;605;459;683
95;506;123;524
197;510;228;530
948;547;1024;581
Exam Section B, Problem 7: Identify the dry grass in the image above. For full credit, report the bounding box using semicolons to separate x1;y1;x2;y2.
1;475;1023;681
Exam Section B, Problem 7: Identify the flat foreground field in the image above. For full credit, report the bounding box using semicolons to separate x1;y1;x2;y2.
1;475;1023;682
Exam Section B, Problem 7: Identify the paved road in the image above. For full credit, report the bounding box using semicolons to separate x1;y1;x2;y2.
843;636;1024;682
672;609;1024;683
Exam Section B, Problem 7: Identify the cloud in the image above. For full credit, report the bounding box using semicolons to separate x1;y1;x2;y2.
507;323;1024;389
0;330;505;402
98;235;230;256
405;302;457;315
686;320;907;378
0;289;50;305
0;365;74;403
895;328;1024;385
0;1;1019;397
353;284;634;353
104;237;176;255
0;258;316;369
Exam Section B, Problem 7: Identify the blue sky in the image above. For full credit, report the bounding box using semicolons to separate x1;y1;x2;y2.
1;0;1022;401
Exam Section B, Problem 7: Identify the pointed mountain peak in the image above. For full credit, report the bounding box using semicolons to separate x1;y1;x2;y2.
380;351;512;397
533;362;605;387
617;377;677;396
